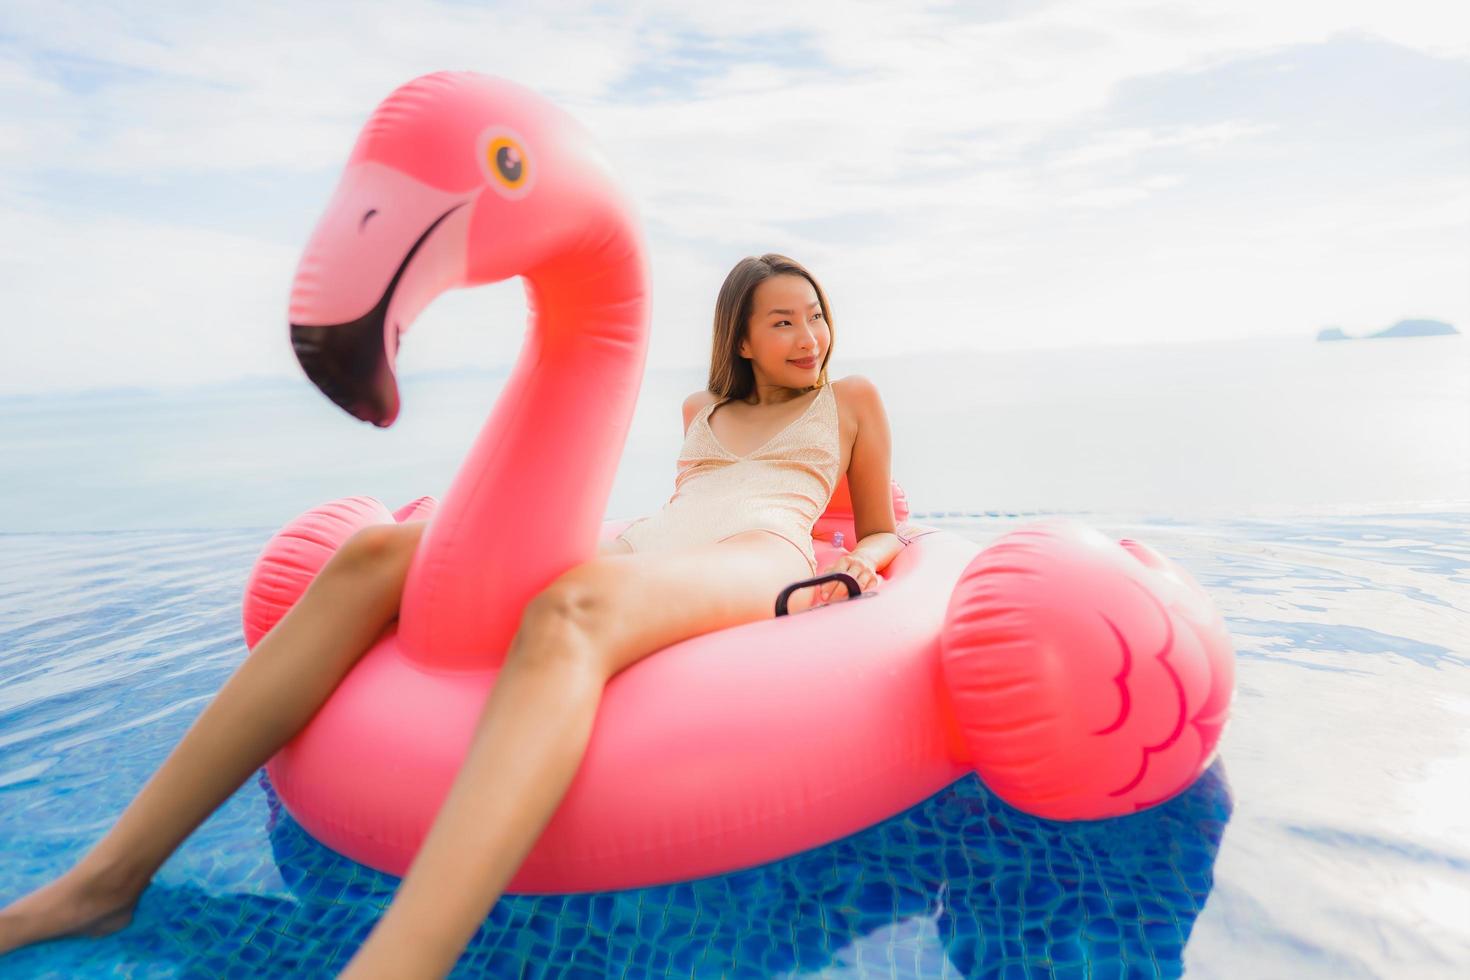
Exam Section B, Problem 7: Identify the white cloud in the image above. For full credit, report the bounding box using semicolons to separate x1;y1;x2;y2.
1;200;302;390
0;0;1466;392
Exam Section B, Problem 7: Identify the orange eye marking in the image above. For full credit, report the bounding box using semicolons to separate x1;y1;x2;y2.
485;136;528;190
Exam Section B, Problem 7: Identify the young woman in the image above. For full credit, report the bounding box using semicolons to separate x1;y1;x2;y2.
0;253;905;977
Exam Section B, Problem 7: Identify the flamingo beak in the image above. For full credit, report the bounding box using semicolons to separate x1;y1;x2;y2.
289;203;466;428
290;308;401;428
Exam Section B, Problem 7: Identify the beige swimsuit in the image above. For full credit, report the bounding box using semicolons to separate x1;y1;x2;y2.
615;382;842;575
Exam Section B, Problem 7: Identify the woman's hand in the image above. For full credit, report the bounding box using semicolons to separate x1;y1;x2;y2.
816;552;878;604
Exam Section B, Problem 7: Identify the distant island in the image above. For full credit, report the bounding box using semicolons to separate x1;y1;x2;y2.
1317;318;1459;342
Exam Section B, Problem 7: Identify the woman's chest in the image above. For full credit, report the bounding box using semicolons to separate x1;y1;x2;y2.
701;383;854;472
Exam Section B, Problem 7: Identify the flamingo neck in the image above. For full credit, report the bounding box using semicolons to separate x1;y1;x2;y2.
396;221;649;671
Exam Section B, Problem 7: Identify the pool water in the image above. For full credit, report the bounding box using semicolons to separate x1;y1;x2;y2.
1;511;1466;978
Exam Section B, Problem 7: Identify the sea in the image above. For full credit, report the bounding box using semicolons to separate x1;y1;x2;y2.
1;334;1466;978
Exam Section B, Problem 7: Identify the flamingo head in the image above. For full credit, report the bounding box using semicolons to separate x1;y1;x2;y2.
287;72;624;426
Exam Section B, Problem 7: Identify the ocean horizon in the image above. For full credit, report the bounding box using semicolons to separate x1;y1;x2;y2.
2;334;1465;535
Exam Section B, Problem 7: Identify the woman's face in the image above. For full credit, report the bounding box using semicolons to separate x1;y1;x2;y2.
739;275;829;389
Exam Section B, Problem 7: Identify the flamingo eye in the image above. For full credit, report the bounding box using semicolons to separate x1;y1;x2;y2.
476;127;535;199
488;138;525;186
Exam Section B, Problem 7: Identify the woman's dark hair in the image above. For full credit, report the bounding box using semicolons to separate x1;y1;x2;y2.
706;254;834;401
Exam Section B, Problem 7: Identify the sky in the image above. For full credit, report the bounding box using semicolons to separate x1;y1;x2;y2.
1;0;1467;394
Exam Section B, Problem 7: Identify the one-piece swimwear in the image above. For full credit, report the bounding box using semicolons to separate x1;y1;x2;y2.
615;381;842;575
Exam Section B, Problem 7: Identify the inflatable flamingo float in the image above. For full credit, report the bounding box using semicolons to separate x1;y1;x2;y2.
243;72;1236;893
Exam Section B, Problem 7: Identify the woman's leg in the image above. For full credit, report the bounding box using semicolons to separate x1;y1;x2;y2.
596;536;633;556
341;532;811;979
0;521;428;956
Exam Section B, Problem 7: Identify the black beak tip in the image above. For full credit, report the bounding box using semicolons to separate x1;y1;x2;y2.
290;321;400;427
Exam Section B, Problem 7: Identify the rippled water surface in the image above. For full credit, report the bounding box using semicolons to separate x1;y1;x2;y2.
2;511;1466;978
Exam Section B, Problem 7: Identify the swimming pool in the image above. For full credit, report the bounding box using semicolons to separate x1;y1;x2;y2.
1;510;1466;978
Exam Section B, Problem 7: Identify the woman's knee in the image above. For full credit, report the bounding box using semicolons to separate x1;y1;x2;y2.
331;522;426;575
512;572;613;670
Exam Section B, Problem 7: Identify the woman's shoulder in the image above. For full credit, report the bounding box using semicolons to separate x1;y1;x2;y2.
681;389;720;435
830;377;889;439
681;389;720;418
832;374;880;406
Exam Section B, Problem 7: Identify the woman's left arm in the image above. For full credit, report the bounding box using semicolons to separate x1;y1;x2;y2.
817;376;906;603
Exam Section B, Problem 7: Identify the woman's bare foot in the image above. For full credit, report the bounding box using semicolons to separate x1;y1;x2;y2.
0;863;145;957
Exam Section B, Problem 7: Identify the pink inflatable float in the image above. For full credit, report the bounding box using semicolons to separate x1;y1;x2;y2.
244;72;1236;893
